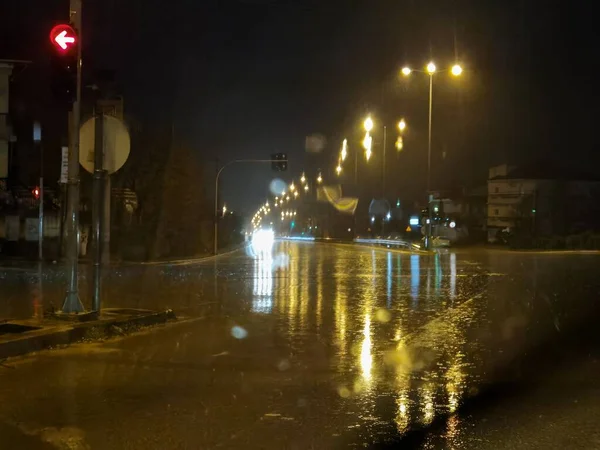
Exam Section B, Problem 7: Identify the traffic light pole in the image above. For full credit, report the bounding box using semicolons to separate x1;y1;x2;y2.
62;0;84;313
214;158;287;255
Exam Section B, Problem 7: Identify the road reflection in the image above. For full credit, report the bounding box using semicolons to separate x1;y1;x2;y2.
3;241;599;446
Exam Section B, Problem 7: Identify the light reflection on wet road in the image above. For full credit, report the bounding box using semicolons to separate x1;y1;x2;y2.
0;242;599;448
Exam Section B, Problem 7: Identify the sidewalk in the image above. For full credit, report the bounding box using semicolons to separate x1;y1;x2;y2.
0;308;176;360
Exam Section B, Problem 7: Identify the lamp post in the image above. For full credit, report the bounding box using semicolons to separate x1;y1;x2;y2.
401;62;462;249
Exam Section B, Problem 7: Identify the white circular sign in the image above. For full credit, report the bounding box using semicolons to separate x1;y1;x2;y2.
79;115;130;174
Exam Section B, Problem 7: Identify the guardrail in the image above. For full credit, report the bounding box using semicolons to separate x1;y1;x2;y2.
279;235;422;251
354;237;421;250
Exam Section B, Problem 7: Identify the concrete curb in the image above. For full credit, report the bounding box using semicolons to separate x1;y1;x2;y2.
0;309;176;360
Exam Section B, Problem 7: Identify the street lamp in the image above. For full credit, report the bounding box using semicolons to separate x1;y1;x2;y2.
401;61;463;249
317;173;323;184
398;118;406;132
300;172;306;184
336;163;342;175
304;184;309;192
341;138;348;161
364;116;373;132
451;64;463;76
290;182;295;191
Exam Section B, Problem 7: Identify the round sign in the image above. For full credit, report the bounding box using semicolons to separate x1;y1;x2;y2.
79;115;130;174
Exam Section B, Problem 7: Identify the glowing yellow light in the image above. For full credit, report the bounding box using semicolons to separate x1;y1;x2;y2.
317;173;323;183
451;64;463;76
341;138;348;161
426;62;436;74
336;164;342;175
398;118;406;132
300;173;306;183
360;314;372;381
363;132;372;161
364;116;374;132
304;184;309;192
401;67;411;76
222;204;227;215
286;195;290;201
396;136;403;151
290;183;295;191
294;191;298;198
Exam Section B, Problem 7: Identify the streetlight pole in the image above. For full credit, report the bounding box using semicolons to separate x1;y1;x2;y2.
401;62;462;250
426;72;434;249
382;125;387;197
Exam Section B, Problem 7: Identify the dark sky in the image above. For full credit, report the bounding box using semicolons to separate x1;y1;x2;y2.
2;0;600;213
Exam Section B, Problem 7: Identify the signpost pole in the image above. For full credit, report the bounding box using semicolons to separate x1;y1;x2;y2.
62;0;84;313
92;111;104;312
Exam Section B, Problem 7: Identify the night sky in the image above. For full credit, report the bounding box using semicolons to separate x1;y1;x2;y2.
2;0;599;213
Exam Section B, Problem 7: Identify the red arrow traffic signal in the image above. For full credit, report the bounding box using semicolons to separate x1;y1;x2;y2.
49;24;77;52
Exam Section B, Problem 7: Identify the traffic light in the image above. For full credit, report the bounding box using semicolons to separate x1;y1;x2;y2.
49;24;78;106
32;186;40;200
271;153;288;171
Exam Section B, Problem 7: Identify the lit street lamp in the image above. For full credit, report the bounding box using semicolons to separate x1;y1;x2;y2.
401;61;463;249
398;118;406;132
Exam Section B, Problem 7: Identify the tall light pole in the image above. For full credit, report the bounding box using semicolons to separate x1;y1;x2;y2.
401;62;462;249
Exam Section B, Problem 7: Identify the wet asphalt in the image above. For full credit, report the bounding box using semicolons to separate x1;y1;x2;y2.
1;242;599;449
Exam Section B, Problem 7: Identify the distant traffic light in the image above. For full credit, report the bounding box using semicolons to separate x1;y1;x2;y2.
49;24;78;106
32;186;40;200
271;153;288;171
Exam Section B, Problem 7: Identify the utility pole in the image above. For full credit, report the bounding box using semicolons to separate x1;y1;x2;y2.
33;122;43;260
62;0;84;313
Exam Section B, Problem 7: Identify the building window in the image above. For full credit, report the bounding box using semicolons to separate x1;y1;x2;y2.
494;209;499;216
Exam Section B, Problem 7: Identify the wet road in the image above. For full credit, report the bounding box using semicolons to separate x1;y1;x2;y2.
1;242;600;449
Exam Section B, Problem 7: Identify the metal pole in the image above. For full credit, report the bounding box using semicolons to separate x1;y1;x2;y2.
214;167;220;255
354;146;358;185
382;125;387;197
426;74;433;250
92;110;104;312
39;175;43;260
38;139;44;261
62;0;84;313
102;176;110;263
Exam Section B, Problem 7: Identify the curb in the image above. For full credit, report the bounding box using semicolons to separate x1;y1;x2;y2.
0;309;175;360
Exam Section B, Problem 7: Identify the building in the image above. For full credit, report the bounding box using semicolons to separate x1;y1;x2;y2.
487;163;600;242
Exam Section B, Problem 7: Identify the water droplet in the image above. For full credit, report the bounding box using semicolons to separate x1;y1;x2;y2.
277;359;291;371
338;386;351;398
375;308;391;323
231;326;248;339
